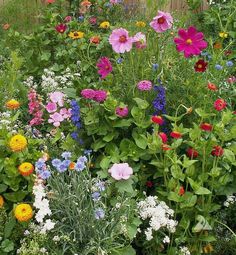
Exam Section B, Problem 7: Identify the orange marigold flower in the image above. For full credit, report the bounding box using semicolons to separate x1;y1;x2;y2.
213;42;222;49
9;134;27;152
0;195;4;208
5;99;20;110
14;203;33;222
69;162;75;170
90;36;100;45
18;162;34;176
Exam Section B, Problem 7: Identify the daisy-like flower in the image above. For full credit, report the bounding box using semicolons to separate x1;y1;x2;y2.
5;99;20;110
90;36;100;45
170;131;182;139
137;80;152;91
99;21;110;29
211;145;224;157
109;28;133;53
150;11;173;33
174;26;208;58
96;57;113;79
132;32;147;49
68;31;84;39
158;132;168;143
136;21;146;27
194;59;208;72
151;115;164;125
18;162;34;176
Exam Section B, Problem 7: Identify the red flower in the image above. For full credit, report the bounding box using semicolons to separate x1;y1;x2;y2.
179;186;185;196
90;36;100;45
89;17;97;25
151;115;164;125
194;59;208;72
158;132;168;143
55;23;67;33
170;131;182;139
186;148;198;158
200;122;213;131
46;0;55;4
207;82;218;91
146;181;154;188
214;99;227;111
162;144;171;151
211;145;224;157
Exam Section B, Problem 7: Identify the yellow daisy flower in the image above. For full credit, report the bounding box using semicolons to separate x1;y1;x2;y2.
136;21;146;27
18;162;34;176
9;134;27;152
14;203;33;222
219;32;228;38
68;31;84;39
99;21;110;29
5;99;20;110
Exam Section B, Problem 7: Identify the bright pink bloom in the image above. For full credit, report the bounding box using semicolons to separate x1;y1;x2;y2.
110;0;119;4
64;16;72;22
46;102;57;113
137;80;152;91
227;76;236;84
81;89;95;99
158;132;168;143
214;99;227;111
49;92;64;107
115;106;129;117
108;163;133;180
150;11;173;33
55;23;67;33
48;112;64;127
132;32;147;49
109;28;133;53
211;146;224;157
94;90;107;103
97;57;113;79
174;26;208;58
151;115;164;125
46;0;55;4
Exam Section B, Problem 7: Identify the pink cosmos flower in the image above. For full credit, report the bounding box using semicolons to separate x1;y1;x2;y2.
60;108;71;119
81;89;95;99
97;57;113;79
45;102;57;113
150;11;173;33
132;32;147;49
55;23;67;33
94;90;107;103
49;92;64;107
110;0;119;4
48;112;64;127
109;28;133;53
108;163;133;180
64;16;72;22
174;26;208;58
137;80;152;91
115;106;129;117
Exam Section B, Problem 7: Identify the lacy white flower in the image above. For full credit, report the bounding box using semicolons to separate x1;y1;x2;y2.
180;246;191;255
163;235;170;243
224;195;236;207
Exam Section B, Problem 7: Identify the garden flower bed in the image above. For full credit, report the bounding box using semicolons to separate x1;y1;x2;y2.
0;0;235;254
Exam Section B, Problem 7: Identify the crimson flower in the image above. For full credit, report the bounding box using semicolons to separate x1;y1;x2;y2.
158;132;168;143
194;59;208;72
170;131;182;139
200;123;213;131
146;181;154;188
214;99;227;111
211;146;224;157
179;186;185;196
186;148;198;158
151;115;164;125
55;23;67;33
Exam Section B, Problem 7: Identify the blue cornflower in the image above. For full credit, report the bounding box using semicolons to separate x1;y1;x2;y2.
62;159;71;168
75;161;86;172
84;149;92;156
117;58;123;64
71;132;78;140
56;163;68;173
226;61;233;67
95;181;105;192
61;152;72;159
78;156;87;163
70;100;82;140
152;63;159;71
92;192;101;201
39;170;51;180
52;159;62;168
215;64;223;70
78;16;84;22
35;159;45;169
94;208;105;220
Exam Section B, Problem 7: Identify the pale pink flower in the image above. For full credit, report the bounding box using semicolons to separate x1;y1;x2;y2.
81;89;95;99
48;112;64;127
150;11;173;33
49;92;65;107
108;163;133;180
132;32;147;49
109;28;133;53
46;102;57;113
60;108;71;119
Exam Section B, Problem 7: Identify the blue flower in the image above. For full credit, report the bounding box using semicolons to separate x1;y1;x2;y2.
94;208;105;220
71;132;78;140
92;192;101;201
152;63;159;71
215;64;223;70
62;160;71;168
95;181;105;191
84;149;92;156
78;156;87;163
70;100;82;140
56;163;68;173
39;170;51;180
75;161;86;172
152;85;166;115
117;58;123;64
226;61;233;67
78;16;84;22
35;159;45;169
61;152;72;159
52;159;62;168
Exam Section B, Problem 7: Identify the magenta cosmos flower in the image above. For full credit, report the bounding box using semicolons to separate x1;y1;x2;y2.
96;57;113;79
132;32;146;49
55;23;67;33
150;11;173;33
81;89;96;99
108;163;133;180
115;106;129;117
174;26;208;58
109;28;133;53
137;80;152;91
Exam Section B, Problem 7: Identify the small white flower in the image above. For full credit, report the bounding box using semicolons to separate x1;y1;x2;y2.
163;236;170;243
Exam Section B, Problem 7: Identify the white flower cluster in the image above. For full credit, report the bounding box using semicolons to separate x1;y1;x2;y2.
137;196;178;241
33;180;55;233
23;76;37;89
179;246;191;255
0;112;11;130
224;194;236;207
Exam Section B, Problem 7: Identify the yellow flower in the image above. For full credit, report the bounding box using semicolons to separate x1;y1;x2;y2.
9;134;27;152
99;21;110;29
0;195;4;208
14;203;33;222
203;244;214;253
5;99;20;110
136;21;146;27
219;32;228;38
68;31;84;39
18;162;34;176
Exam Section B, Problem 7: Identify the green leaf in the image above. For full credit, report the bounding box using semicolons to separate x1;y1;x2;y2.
224;149;235;163
168;192;182;202
132;131;147;149
113;246;136;255
0;184;7;193
100;157;111;170
4;217;16;239
192;215;212;232
195;187;211;195
133;98;149;109
113;119;132;128
3;191;28;202
115;178;134;193
180;193;197;208
1;239;14;253
195;108;215;118
91;140;106;151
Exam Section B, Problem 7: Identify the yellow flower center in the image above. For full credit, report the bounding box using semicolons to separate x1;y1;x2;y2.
186;39;192;45
198;64;202;68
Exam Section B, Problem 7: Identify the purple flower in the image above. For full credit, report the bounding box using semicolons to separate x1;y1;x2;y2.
95;181;105;191
61;152;72;159
152;85;166;115
52;159;62;168
81;89;95;99
94;208;105;219
70;100;82;141
39;170;51;180
115;106;129;117
92;192;101;201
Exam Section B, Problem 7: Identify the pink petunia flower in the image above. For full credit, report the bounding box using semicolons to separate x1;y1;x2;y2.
174;26;208;58
94;90;107;103
132;32;147;49
49;92;65;107
55;23;67;33
46;102;57;113
81;89;95;99
97;57;113;79
115;106;129;117
48;112;64;127
150;11;173;33
60;108;71;119
137;80;152;91
108;163;133;180
109;28;133;53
